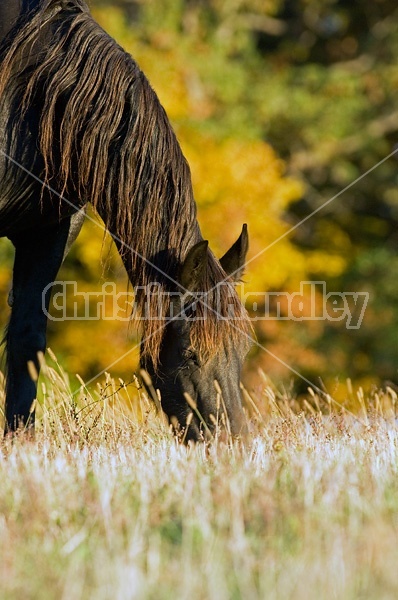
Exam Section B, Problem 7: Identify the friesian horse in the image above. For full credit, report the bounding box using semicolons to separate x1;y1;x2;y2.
0;0;251;441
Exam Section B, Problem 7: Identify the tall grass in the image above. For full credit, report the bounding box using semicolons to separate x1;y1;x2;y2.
1;358;398;599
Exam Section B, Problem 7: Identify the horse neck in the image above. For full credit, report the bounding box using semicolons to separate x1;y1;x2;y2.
0;1;39;42
110;216;202;294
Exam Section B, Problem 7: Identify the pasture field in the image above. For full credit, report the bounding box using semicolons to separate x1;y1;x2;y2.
1;360;398;600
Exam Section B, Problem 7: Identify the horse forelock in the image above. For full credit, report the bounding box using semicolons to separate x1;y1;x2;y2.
140;255;252;372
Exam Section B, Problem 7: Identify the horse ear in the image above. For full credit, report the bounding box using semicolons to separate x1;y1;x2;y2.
180;240;209;292
219;224;249;281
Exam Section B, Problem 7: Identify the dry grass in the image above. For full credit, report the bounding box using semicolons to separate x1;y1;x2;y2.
1;359;398;600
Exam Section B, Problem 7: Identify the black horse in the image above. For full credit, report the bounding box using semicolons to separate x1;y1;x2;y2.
0;0;251;441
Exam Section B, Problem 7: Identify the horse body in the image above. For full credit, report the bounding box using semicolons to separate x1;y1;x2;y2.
0;0;251;441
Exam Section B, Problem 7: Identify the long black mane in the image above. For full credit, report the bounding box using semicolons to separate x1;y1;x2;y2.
0;0;250;368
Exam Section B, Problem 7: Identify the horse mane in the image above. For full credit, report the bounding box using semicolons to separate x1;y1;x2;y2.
0;0;251;368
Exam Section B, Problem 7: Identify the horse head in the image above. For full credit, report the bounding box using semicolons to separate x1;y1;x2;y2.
141;225;250;442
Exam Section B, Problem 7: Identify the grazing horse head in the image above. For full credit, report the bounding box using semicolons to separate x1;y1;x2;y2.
0;0;252;440
141;226;251;442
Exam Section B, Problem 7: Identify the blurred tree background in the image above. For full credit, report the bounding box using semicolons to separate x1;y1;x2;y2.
0;0;397;397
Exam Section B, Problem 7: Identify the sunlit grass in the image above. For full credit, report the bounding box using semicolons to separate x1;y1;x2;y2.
1;359;398;599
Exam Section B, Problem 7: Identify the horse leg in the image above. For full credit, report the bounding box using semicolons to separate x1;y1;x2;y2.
7;209;86;309
4;218;72;435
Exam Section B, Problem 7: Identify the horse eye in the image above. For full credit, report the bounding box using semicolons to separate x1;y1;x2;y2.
182;349;198;363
